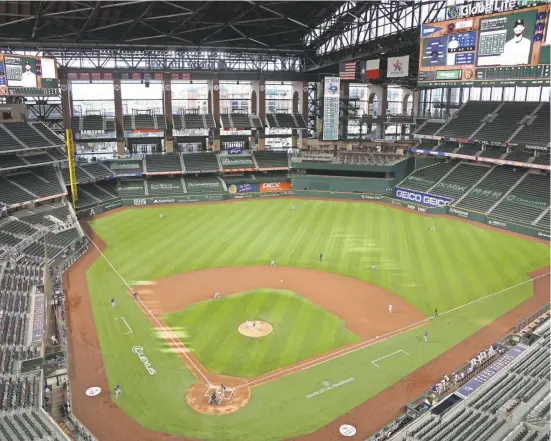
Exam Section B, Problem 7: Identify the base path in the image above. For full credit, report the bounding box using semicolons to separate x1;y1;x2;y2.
63;218;550;441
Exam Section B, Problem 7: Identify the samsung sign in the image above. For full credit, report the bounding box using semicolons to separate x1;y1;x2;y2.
395;187;451;208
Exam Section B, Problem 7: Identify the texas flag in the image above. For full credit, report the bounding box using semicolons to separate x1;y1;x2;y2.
362;59;380;80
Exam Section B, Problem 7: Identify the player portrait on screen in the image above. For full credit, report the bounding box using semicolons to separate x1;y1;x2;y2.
21;62;37;87
501;19;532;65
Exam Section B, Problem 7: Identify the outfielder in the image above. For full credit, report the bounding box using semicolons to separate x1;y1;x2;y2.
111;298;116;308
160;213;164;219
213;292;220;300
430;226;435;231
115;385;122;399
424;330;428;343
388;304;392;314
371;264;376;270
270;259;276;267
291;205;295;212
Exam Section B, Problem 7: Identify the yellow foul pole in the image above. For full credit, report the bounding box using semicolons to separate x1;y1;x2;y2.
65;129;78;208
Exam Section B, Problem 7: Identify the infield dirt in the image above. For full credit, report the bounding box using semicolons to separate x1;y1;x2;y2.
63;213;550;441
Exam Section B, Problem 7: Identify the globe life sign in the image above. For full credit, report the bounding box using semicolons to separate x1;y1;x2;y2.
446;0;538;19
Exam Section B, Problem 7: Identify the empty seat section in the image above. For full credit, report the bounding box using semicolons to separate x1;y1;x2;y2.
416;121;443;135
108;159;143;175
438;102;499;138
265;114;278;127
31;123;64;145
156;115;167;130
0;126;24;152
183;114;205;129
182;153;219;172
504;150;533;163
172;115;184;130
251;115;263;128
456;144;480;155
0;155;27;170
184;176;224;193
0;178;36;205
231;114;252;129
145;155;183;174
220;155;255;170
431;164;490;200
220;115;232;129
82;116;104;132
294;114;307;129
275;114;296;128
490;174;550;225
2;122;53;148
147;177;184;195
80;162;112;181
415;140;438;150
116;180;145;196
204;115;217;129
123;115;133;131
8;168;64;198
134;114;155;129
398;162;456;192
253;151;289;168
434;142;457;153
105;118;116;131
457;167;522;213
479;147;506;158
475;102;539;142
532;154;550;166
511;102;550;146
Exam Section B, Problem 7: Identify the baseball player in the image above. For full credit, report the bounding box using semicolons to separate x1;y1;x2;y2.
270;259;276;267
424;330;428;343
133;291;138;300
220;384;227;396
319;253;323;263
430;226;435;231
388;304;392;314
213;292;220;300
50;335;58;345
111;298;116;308
160;213;164;219
291;205;295;212
434;307;438;317
114;385;122;399
371;264;376;270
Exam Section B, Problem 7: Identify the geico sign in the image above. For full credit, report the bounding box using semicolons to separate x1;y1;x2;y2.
396;190;449;207
132;346;157;375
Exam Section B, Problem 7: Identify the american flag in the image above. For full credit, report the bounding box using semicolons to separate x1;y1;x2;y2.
339;61;357;80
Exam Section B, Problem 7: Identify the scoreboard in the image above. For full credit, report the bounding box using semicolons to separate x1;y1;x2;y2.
418;4;550;87
0;54;59;96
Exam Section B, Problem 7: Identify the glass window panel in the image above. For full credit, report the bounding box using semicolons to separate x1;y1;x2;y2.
72;82;114;100
526;86;541;101
515;87;527;101
503;87;515;101
470;88;481;100
491;87;503;101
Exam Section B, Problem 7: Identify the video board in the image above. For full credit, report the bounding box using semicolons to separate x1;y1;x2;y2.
418;4;550;87
0;54;59;96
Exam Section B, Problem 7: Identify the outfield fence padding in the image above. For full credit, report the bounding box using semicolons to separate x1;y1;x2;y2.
79;187;547;239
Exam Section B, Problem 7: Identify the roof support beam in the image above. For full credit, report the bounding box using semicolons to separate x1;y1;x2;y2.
120;2;154;41
75;1;102;42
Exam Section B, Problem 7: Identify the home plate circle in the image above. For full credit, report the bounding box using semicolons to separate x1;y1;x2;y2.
339;424;356;436
86;387;101;397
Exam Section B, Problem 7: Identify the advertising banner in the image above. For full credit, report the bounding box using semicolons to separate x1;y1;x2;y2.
228;183;258;194
394;187;452;207
76;199;122;218
259;182;292;193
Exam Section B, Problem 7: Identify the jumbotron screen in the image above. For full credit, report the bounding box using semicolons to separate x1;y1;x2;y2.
0;54;59;96
418;4;550;87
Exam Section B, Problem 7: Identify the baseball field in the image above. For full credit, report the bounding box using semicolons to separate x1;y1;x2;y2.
65;198;549;441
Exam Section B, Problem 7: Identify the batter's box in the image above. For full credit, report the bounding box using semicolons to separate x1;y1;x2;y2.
204;386;234;402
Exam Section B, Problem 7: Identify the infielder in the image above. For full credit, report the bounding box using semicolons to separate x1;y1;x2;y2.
371;264;376;270
320;253;323;263
115;385;122;399
430;226;435;231
270;259;276;267
213;292;221;300
434;307;438;317
424;330;428;343
388;304;392;314
111;298;116;308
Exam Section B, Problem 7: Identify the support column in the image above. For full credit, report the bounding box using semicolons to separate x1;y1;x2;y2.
339;81;349;141
250;88;257;149
163;74;173;153
60;77;71;132
257;75;266;150
114;78;125;156
209;76;220;151
291;87;299;148
316;81;323;140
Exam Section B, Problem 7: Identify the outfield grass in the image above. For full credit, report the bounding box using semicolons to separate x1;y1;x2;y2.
85;199;549;441
163;289;360;377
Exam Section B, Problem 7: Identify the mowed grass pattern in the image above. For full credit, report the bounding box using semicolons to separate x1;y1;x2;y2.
163;289;360;377
90;199;549;316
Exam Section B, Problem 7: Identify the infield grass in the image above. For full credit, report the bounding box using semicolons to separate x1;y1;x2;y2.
85;199;549;441
163;289;360;377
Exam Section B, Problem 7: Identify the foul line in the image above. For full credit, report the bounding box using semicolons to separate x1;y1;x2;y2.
82;230;212;386
235;272;549;389
371;350;409;368
114;317;133;335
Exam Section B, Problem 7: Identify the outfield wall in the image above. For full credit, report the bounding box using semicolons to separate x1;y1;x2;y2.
79;190;548;240
291;175;395;193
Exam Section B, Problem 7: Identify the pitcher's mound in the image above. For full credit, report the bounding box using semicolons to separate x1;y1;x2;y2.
238;321;273;338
